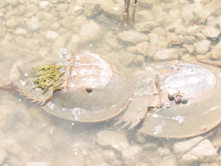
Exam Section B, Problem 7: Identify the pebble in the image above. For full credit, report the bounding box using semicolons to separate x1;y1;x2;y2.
79;21;101;44
194;39;211;55
0;146;8;165
1;139;23;156
56;148;84;166
117;30;149;44
201;26;220;38
39;1;50;9
122;145;143;166
26;16;41;31
136;42;150;56
210;42;221;60
154;49;181;62
26;162;52;166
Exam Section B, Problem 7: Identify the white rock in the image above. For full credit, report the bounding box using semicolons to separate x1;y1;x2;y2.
0;146;7;165
56;4;69;11
182;4;195;21
0;1;6;8
173;136;217;165
186;25;202;36
0;105;16;130
26;162;52;166
195;33;207;40
56;149;84;166
16;103;32;126
5;0;18;6
52;31;72;55
194;39;211;54
135;21;159;32
175;26;186;35
207;15;221;28
96;130;129;152
206;0;221;16
40;12;57;23
154;49;180;62
139;0;154;8
27;4;39;13
39;1;50;9
28;107;51;130
5;18;17;28
26;16;40;31
122;145;143;166
152;27;167;37
79;21;101;44
100;2;123;22
83;0;100;17
193;6;211;23
136;10;154;23
169;8;182;22
67;34;80;53
50;22;60;30
118;50;135;66
183;36;196;45
41;30;59;41
9;61;23;82
33;133;53;150
160;156;177;166
183;44;194;53
104;31;122;49
210;42;221;60
157;147;171;156
182;54;197;61
117;30;149;44
1;139;23;156
30;0;40;4
165;19;184;31
14;27;28;36
136;42;150;56
201;26;220;38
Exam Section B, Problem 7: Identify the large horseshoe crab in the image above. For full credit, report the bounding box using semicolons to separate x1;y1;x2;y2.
1;50;221;138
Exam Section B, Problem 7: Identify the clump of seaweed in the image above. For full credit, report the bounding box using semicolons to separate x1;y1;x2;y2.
27;64;65;94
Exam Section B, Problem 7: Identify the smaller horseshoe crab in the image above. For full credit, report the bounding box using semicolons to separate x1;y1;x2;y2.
1;49;221;138
7;50;133;122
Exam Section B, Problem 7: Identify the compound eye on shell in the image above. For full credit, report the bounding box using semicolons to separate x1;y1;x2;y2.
86;88;93;93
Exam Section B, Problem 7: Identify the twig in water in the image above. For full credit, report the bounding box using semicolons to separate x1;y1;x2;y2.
131;0;138;28
120;0;130;30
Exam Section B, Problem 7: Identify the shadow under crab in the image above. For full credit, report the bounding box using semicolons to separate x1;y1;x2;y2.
2;50;221;139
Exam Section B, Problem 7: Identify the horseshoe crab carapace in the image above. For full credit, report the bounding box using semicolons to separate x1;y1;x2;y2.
1;50;221;138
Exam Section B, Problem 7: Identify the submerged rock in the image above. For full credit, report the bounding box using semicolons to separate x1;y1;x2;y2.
154;49;181;61
56;148;84;166
79;21;101;44
173;136;217;165
1;139;23;156
26;162;52;166
122;145;143;166
0;146;8;165
201;26;220;38
117;30;149;44
194;39;211;55
96;130;129;152
210;42;221;60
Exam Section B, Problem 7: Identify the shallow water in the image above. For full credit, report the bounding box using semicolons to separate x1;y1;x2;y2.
0;0;221;165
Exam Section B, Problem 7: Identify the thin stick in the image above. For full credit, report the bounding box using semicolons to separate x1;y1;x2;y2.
120;0;131;30
132;0;138;28
176;127;220;160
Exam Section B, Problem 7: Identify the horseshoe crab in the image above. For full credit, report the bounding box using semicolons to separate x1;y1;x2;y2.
1;50;221;138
